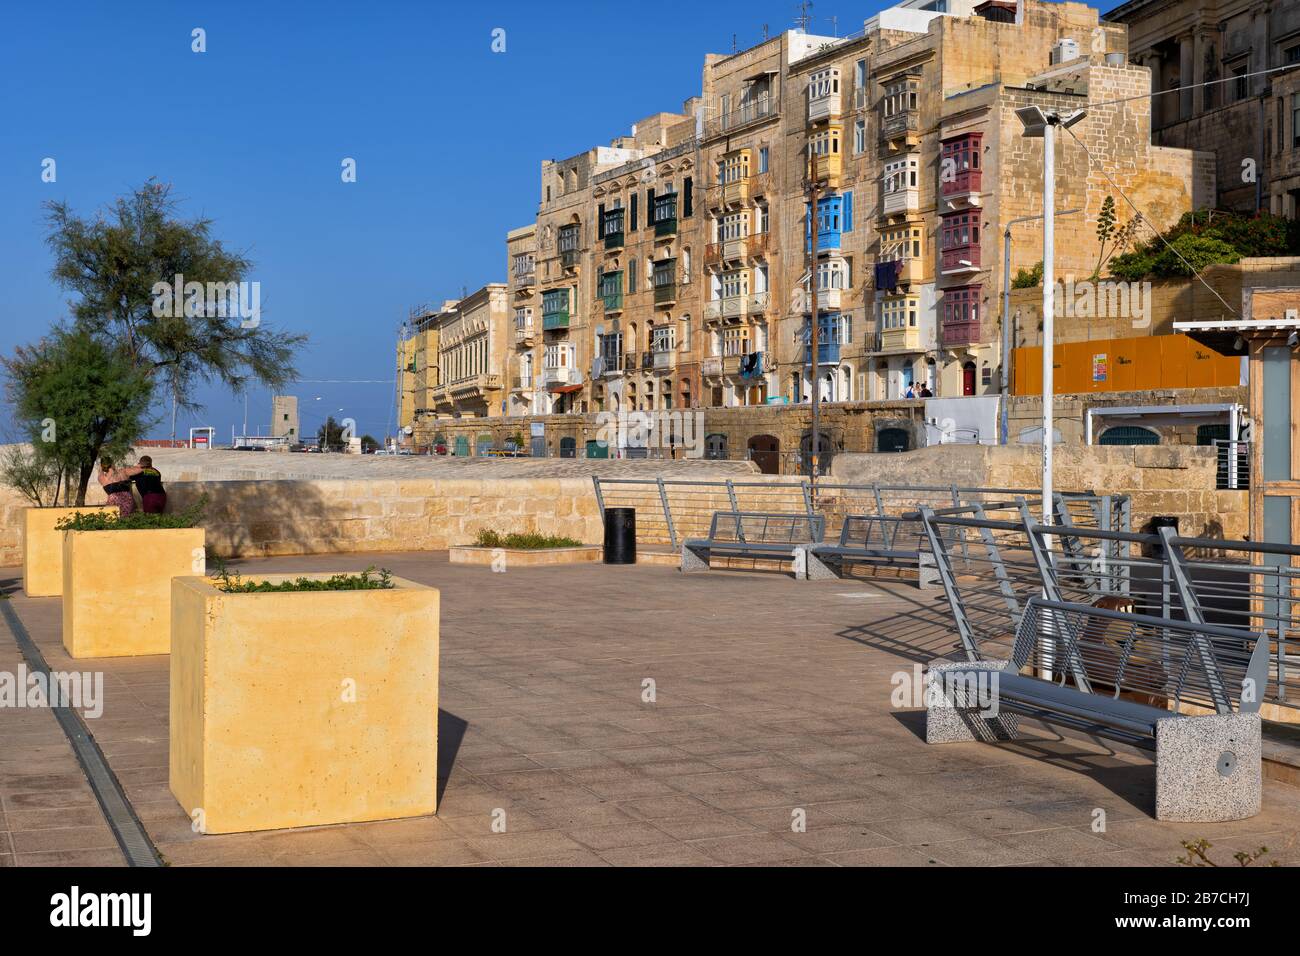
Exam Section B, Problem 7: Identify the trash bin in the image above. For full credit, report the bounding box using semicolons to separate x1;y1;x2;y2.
603;507;636;564
1148;515;1179;558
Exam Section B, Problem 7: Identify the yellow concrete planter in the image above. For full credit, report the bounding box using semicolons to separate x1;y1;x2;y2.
62;528;206;658
21;506;117;597
169;573;440;834
449;544;601;566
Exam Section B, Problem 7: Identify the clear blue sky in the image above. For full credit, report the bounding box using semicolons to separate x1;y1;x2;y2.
0;0;895;444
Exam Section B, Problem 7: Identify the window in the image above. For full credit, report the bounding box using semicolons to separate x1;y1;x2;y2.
652;258;676;288
855;58;867;91
808;68;840;101
512;253;535;277
1233;62;1248;101
809;126;840;156
514;307;533;330
1293;93;1300;148
755;204;770;234
883;78;917;117
758;146;769;173
722;327;750;356
854;119;866;154
880;296;918;330
720;151;750;184
816;258;849;291
628;258;637;289
558;224;580;253
942;285;981;334
720;270;749;299
883;156;918;194
881;225;923;262
721;212;748;240
941;211;979;249
650;325;675;352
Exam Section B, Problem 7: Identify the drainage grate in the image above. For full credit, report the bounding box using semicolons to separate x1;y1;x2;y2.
0;600;162;867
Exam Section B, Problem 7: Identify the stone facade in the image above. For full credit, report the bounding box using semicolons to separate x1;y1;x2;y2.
1105;0;1300;213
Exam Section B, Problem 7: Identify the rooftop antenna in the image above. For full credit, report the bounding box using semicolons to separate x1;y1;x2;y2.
794;0;813;31
762;23;770;40
826;15;838;36
732;33;737;53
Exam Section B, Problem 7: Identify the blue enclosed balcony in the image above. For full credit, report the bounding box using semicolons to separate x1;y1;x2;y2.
806;193;853;253
802;313;843;365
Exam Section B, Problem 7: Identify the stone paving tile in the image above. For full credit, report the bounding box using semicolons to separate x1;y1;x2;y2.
4;553;1300;868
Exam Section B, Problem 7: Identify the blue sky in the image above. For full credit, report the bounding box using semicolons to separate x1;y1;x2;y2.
0;0;895;444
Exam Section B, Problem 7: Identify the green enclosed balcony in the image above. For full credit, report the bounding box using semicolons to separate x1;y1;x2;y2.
542;289;570;330
601;208;625;250
599;271;624;312
653;193;678;238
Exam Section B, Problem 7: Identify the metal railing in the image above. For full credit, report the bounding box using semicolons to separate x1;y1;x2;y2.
919;496;1299;712
591;477;1121;552
1213;439;1251;490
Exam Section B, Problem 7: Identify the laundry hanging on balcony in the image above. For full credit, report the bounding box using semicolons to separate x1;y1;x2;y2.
873;260;904;293
739;352;762;378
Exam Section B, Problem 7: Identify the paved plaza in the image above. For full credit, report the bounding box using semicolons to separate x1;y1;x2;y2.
2;554;1298;867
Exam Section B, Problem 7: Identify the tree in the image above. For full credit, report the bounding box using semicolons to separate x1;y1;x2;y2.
44;180;305;414
317;416;346;452
3;326;155;504
360;434;380;453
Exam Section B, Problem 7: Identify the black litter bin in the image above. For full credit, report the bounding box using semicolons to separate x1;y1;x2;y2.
603;507;636;564
1149;515;1179;558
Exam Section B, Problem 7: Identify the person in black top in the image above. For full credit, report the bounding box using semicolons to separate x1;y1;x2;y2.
133;456;167;514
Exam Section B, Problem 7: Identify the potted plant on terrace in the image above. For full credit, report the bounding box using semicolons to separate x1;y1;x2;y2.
169;565;440;833
59;498;207;658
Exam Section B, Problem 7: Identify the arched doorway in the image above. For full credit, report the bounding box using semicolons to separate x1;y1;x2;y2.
962;362;976;396
559;436;577;457
800;432;836;475
1098;425;1159;446
453;435;469;457
877;427;911;453
747;434;780;474
704;433;728;460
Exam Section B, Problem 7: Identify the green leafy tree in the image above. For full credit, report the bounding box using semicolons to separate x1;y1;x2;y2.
360;434;379;453
3;326;155;504
317;416;346;452
43;179;305;414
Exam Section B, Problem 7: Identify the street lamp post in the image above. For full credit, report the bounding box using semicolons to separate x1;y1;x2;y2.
1014;105;1086;525
1001;208;1083;446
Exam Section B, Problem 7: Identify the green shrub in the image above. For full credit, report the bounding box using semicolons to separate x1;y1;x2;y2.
1011;261;1043;288
472;529;584;549
56;494;208;531
212;563;394;593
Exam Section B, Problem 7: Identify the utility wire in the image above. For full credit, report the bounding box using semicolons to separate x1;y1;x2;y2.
1086;61;1300;111
1063;124;1238;316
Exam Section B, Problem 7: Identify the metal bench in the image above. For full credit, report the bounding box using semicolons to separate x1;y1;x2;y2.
926;597;1270;821
801;514;938;588
680;511;825;573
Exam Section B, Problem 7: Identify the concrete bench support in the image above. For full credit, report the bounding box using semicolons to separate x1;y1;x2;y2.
680;542;710;572
1155;713;1262;823
924;659;1021;744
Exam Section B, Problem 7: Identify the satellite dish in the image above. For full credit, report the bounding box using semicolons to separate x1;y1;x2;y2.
403;425;413;435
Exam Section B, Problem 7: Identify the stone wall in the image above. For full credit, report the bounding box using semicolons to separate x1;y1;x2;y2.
831;443;1247;539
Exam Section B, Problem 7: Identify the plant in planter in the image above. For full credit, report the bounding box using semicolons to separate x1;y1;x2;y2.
169;569;439;833
59;496;208;659
450;529;598;566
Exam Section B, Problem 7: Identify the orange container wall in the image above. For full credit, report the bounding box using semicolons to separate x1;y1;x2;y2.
1010;333;1239;396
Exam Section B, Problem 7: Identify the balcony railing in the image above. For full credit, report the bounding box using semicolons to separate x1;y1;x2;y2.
882;187;919;218
881;325;922;352
542;366;576;386
804;342;841;365
811;153;842;185
941;245;981;274
513;273;536;288
448;373;503;397
808;92;841;124
941;318;980;347
705;96;775;138
880;109;920;144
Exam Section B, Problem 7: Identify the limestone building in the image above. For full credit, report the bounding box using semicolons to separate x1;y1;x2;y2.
271;395;299;442
1105;0;1300;213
